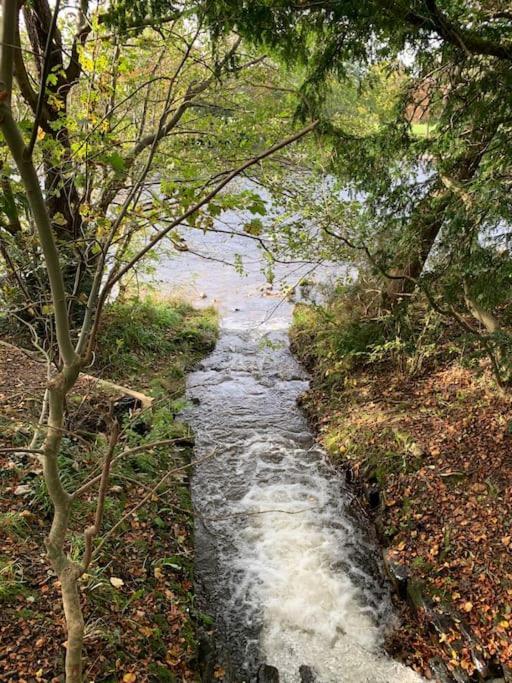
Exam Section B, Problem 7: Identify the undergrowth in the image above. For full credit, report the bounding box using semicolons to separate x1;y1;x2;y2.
95;296;217;395
289;283;464;488
290;283;460;386
0;296;219;679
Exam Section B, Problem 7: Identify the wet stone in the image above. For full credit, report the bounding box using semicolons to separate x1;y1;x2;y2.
299;665;316;682
428;658;453;682
257;664;279;682
383;557;409;601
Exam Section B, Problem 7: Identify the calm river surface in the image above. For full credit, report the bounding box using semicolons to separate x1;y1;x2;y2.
155;203;423;683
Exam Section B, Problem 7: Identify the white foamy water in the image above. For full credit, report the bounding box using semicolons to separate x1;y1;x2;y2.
153;196;423;682
184;330;422;682
235;438;422;683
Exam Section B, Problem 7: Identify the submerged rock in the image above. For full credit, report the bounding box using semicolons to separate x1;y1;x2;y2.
299;665;316;682
257;664;279;682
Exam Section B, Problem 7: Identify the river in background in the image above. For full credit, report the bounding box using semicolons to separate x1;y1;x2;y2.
154;202;423;682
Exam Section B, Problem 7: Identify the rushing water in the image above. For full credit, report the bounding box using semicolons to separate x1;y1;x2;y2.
155;207;423;682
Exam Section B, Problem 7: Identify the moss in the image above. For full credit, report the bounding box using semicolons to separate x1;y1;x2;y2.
407;578;426;611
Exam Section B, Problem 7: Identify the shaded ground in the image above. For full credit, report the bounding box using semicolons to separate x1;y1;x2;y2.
0;299;217;682
291;307;512;680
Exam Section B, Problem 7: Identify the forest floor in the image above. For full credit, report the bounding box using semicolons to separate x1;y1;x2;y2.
0;298;217;682
290;304;512;682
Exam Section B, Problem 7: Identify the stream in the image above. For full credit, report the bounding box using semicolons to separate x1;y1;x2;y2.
155;205;423;683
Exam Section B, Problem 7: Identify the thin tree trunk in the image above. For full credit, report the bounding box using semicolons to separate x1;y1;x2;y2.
383;188;446;303
44;366;84;680
61;566;85;683
383;130;494;306
1;3;86;677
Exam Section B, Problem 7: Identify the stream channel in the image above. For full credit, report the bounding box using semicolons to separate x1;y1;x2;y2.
155;200;423;683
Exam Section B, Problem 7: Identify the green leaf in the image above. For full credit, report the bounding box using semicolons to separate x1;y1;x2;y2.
53;212;67;226
244;218;263;236
107;152;126;175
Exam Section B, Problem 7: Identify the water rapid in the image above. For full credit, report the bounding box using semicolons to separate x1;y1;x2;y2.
155;208;423;683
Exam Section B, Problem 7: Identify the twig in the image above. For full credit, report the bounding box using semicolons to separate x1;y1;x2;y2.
91;448;218;558
73;438;190;498
0;447;45;455
81;422;120;573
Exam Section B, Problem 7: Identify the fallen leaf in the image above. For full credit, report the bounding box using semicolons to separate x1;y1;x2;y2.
110;577;124;588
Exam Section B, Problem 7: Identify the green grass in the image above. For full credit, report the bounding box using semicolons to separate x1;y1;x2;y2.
290;300;389;382
290;285;451;383
95;297;218;396
0;512;31;539
0;558;26;602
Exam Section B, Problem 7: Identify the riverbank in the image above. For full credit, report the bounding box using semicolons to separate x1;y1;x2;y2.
0;297;217;681
290;301;512;682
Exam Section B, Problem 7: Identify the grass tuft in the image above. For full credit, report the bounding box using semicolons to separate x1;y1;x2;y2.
95;297;217;394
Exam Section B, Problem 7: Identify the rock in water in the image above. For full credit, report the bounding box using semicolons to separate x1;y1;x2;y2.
299;665;316;682
257;664;279;682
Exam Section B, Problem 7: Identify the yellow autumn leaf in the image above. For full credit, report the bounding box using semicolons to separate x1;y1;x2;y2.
122;673;136;683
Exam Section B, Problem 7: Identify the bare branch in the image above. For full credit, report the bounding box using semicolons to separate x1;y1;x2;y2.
81;421;120;573
92;448;218;559
27;0;61;155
